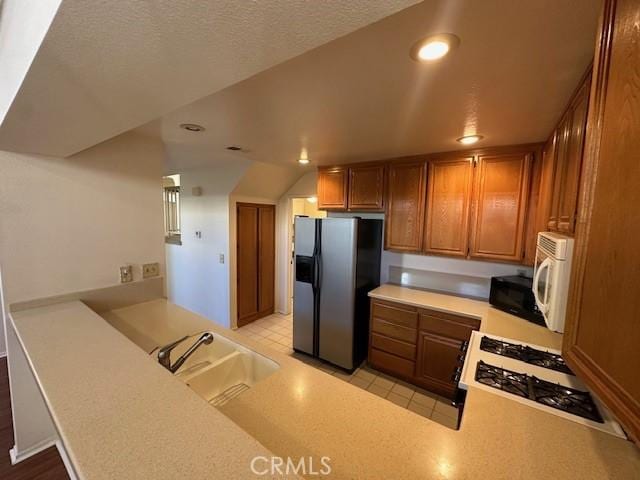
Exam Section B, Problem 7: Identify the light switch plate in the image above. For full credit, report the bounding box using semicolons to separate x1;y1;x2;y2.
219;253;224;264
142;262;160;278
120;265;133;283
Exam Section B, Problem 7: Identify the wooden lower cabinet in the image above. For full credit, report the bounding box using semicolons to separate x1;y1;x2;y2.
368;299;479;400
415;332;463;398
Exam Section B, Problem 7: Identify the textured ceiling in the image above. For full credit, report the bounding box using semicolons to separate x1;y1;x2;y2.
137;0;601;168
0;0;419;157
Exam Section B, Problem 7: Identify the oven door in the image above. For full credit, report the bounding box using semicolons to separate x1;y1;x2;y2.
533;249;553;317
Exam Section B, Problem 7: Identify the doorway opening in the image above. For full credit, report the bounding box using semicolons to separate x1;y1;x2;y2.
288;197;326;312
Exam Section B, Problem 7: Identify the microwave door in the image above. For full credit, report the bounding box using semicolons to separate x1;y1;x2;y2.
533;256;552;317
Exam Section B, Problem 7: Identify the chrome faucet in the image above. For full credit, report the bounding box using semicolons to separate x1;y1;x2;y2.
157;332;214;373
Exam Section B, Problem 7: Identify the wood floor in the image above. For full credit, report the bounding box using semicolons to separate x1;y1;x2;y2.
0;357;69;479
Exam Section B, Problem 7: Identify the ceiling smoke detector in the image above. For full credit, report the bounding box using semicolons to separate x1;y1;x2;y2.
179;123;205;132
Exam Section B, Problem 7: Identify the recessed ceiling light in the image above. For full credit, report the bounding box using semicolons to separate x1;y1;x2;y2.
298;158;310;165
179;123;205;132
410;34;460;62
226;145;242;151
457;135;484;145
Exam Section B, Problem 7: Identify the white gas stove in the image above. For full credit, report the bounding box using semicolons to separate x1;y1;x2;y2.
459;331;626;439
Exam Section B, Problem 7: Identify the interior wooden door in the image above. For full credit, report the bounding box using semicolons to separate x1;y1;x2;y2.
317;167;348;210
423;157;473;257
258;205;275;317
469;153;531;262
557;76;591;234
563;0;640;443
348;164;385;211
237;204;259;326
385;160;427;252
237;203;275;327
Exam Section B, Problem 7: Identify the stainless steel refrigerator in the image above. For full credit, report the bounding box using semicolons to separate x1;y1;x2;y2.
293;217;382;370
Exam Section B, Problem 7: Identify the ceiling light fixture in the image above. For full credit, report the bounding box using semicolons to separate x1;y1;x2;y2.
457;134;484;145
298;147;310;165
226;145;242;151
179;123;205;132
410;34;460;62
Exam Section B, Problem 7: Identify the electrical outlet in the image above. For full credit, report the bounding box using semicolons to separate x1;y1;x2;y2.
142;262;160;279
120;265;133;283
219;253;225;264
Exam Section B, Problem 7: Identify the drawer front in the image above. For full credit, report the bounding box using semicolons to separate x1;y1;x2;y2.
371;333;416;360
419;308;481;329
372;301;418;329
369;348;415;378
371;318;417;344
419;313;477;341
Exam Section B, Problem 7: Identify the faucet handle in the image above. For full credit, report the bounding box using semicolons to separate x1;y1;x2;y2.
157;335;189;365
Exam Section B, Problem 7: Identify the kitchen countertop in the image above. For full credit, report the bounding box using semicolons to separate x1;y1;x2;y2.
8;302;290;480
9;287;640;479
368;283;563;349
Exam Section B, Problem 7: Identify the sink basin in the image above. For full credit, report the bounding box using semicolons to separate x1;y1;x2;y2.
168;332;279;406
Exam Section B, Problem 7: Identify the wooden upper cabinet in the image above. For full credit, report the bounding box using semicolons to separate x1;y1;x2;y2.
548;113;571;231
546;70;592;234
563;0;640;444
558;77;591;233
348;164;385;211
317;167;348;210
423;157;474;256
469;153;532;262
385;161;427;252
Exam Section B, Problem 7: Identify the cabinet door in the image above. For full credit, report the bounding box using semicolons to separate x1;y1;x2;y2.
563;0;640;443
469;153;532;261
385;161;427;251
348;164;385;211
423;157;473;256
548;114;570;231
415;331;462;399
557;77;591;234
537;133;558;234
317;167;348;210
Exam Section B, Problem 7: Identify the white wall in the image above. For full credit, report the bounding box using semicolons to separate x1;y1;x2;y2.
165;163;249;328
0;132;166;355
275;171;318;314
0;0;62;124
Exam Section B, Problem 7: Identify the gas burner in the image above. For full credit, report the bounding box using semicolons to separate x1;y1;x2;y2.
531;377;604;423
480;336;574;375
474;361;604;423
475;361;529;398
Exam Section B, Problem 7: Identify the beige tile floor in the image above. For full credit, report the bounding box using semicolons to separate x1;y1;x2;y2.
236;312;460;430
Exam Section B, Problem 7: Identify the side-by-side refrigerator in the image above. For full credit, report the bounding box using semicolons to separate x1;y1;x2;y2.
293;217;382;370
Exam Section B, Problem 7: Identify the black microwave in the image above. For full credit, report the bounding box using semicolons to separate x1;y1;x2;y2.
489;275;545;326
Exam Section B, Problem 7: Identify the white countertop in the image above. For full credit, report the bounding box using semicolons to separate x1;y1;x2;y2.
8;289;640;479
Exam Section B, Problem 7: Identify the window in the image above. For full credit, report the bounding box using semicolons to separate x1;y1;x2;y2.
163;175;181;244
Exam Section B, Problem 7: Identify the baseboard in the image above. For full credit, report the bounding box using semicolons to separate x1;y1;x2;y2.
9;437;57;465
55;440;79;480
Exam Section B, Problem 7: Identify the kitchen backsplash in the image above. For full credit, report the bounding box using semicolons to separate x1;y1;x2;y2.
387;266;492;300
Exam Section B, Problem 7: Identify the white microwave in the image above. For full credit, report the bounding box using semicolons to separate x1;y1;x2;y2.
532;232;575;332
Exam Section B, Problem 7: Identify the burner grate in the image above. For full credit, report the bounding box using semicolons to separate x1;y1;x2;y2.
480;336;574;375
474;361;603;423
